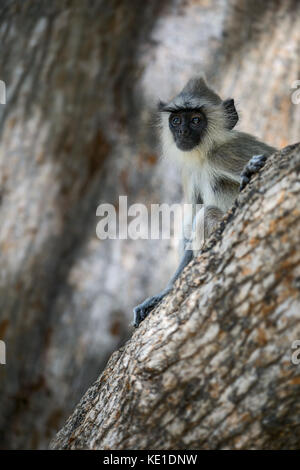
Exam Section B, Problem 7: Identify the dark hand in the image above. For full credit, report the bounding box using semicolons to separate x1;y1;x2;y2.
133;293;164;328
240;154;267;191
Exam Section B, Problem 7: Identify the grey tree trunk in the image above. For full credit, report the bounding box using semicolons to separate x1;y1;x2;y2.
0;0;299;449
0;0;168;449
51;144;300;450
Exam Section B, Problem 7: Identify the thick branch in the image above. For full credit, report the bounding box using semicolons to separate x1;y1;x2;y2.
51;144;300;450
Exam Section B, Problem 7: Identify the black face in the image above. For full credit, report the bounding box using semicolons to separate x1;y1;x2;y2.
169;110;207;151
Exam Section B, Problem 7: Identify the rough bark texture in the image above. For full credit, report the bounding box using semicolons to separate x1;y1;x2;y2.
51;143;300;450
0;0;299;449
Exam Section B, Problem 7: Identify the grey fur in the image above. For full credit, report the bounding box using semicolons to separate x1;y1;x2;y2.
133;76;276;327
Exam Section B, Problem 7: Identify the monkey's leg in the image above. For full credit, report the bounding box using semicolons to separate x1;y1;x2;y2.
191;205;224;252
133;205;224;327
133;248;193;328
240;154;267;191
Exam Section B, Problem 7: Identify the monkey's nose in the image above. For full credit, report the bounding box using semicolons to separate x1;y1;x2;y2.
179;129;190;137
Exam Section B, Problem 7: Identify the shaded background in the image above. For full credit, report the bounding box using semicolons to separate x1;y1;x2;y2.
0;0;299;449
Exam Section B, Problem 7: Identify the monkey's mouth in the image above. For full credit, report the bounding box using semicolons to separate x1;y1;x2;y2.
175;139;199;151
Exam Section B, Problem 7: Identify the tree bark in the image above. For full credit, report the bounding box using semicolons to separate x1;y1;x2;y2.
0;0;169;450
51;143;300;450
0;0;299;449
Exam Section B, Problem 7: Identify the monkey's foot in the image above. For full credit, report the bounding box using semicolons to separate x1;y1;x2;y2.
240;154;267;191
133;293;164;328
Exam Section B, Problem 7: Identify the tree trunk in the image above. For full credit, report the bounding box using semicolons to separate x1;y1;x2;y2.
0;0;299;449
51;143;300;450
0;0;168;449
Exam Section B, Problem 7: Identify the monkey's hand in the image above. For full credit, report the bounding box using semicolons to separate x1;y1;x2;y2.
240;154;267;191
133;292;166;328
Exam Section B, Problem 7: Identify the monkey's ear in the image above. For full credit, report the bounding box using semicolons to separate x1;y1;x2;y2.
157;100;167;112
223;98;239;129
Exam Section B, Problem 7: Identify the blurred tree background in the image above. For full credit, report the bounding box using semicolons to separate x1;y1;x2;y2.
0;0;299;449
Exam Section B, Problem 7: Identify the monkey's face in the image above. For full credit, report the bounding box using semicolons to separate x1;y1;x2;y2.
169;110;207;151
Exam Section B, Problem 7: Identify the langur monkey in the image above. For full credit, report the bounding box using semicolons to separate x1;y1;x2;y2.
133;76;276;327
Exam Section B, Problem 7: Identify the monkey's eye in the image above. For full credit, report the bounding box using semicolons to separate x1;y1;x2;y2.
171;115;181;126
191;115;202;125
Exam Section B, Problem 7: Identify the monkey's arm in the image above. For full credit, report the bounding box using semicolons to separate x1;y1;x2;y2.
133;248;193;328
213;134;276;181
240;154;267;191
